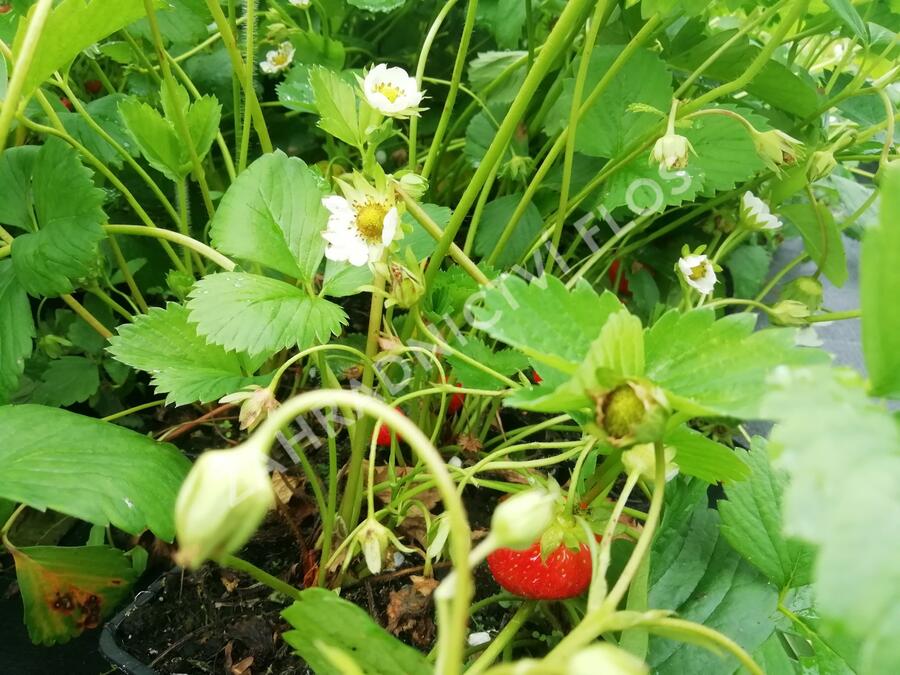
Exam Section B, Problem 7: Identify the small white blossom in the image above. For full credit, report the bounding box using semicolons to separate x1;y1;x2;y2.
490;488;557;550
361;64;424;118
289;0;311;7
650;132;695;170
678;254;717;295
259;42;294;75
468;632;492;647
741;191;782;231
321;175;400;266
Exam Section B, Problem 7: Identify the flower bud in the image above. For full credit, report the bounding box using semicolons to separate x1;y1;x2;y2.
622;443;678;483
740;191;782;231
358;518;391;574
386;251;425;309
220;386;279;431
175;442;274;568
596;381;669;447
394;171;429;200
567;644;649;675
807;149;837;182
427;513;451;560
490;488;558;550
751;128;804;173
770;300;811;327
779;275;823;311
650;132;695;170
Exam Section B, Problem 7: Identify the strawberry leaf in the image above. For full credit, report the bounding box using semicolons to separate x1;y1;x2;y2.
10;544;140;645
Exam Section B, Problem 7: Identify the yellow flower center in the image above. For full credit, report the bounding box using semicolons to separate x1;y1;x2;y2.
688;262;708;281
374;82;402;103
273;53;288;66
355;202;389;242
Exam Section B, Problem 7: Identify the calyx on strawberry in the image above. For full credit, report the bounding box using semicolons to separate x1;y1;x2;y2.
488;537;595;599
487;521;598;600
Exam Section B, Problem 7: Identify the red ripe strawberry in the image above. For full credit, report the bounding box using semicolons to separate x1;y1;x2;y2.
448;383;464;415
0;4;11;14
531;370;542;385
374;407;404;446
608;260;630;294
487;540;593;600
60;97;73;111
85;79;103;94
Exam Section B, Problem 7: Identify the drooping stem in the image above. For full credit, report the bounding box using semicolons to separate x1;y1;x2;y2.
467;601;537;674
220;554;303;602
252;390;472;675
103;224;236;271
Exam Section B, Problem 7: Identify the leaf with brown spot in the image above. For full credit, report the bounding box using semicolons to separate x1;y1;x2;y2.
10;544;140;645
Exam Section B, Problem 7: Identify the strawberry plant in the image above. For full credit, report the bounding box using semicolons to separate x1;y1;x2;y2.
0;0;898;673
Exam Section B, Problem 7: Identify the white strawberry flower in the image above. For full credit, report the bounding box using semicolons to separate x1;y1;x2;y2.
259;41;294;75
678;253;717;295
289;0;311;7
321;174;400;267
741;191;782;231
361;64;424;118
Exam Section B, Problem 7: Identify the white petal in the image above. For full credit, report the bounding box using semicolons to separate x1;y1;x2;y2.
322;195;354;219
381;207;399;246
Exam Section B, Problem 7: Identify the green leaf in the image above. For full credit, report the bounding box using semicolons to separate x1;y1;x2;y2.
11;544;140;645
468;51;527;105
446;337;529;391
0;260;35;403
824;0;869;42
187;273;347;357
471;275;624;373
209;151;329;280
476;0;527;49
108;302;263;405
11;0;154;96
118;83;221;181
0;145;39;231
309;66;363;147
781;202;847;287
282;588;431;675
347;0;406;11
602;110;765;213
10;138;106;297
401;202;451;261
322;259;373;298
718;438;814;589
763;366;900;674
663;425;749;484
862;160;900;397
474;193;544;268
545;47;672;158
644;309;827;419
60;94;136;169
118;97;184;180
129;0;211;46
648;480;778;674
0;404;189;539
725;244;771;299
31;356;100;407
278;64;317;113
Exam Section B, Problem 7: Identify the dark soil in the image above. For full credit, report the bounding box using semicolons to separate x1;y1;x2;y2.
114;492;509;674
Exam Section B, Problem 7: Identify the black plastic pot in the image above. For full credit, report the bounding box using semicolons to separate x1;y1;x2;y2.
99;575;166;675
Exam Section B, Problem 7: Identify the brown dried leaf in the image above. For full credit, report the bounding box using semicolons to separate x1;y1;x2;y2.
385;583;436;648
232;656;254;675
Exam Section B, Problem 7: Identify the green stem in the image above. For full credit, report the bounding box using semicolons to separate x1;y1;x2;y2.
397;188;489;285
176;179;194;273
486;15;661;267
340;273;388;529
61;294;113;339
421;0;478;180
142;0;216;221
425;0;592;285
238;0;257;173
204;0;273;154
467;601;537;674
547;0;610;276
103;224;236;270
0;0;54;154
807;309;861;323
102;399;167;422
641;617;764;675
409;0;459;170
253;391;472;675
220;554;303;602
